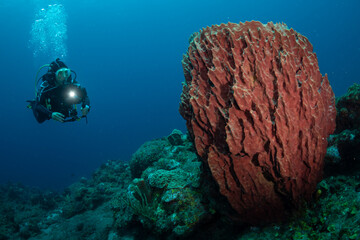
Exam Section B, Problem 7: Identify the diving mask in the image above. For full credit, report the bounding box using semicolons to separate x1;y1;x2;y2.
56;68;71;79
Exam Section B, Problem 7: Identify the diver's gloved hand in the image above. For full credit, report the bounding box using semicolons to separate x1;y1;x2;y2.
81;105;90;116
52;112;65;123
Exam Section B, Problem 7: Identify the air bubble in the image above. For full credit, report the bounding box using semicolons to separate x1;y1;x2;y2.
29;4;68;59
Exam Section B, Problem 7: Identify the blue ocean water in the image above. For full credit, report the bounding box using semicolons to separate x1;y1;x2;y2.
0;0;359;191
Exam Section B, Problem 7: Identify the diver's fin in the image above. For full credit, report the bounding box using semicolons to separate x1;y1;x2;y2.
26;100;36;109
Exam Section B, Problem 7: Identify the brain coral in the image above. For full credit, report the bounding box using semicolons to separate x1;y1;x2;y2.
179;21;336;223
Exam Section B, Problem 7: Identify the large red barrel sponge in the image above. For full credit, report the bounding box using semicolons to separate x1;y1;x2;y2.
179;21;336;223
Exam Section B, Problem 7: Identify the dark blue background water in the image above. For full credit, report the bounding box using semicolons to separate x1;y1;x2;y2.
0;0;359;191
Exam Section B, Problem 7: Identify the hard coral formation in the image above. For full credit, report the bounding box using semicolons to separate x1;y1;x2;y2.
334;84;360;167
124;131;208;237
180;21;336;223
335;83;360;133
325;84;360;174
130;138;171;178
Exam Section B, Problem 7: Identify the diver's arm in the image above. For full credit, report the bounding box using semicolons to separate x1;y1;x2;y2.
81;87;90;110
51;112;65;122
32;101;53;123
34;103;65;123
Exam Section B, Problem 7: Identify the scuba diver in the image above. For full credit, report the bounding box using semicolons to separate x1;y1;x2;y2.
27;58;90;123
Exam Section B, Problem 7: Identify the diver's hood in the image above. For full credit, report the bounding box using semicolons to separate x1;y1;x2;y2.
49;58;68;73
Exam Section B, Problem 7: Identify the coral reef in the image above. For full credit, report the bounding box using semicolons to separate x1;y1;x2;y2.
0;183;62;239
180;21;336;223
335;83;360;133
0;116;359;239
129;138;172;178
113;130;209;237
0;160;131;239
238;175;360;240
325;83;360;175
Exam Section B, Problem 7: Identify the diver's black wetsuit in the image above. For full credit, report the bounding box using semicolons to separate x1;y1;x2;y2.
30;76;90;123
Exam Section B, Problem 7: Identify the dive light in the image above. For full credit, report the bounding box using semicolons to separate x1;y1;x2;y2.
69;90;76;98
